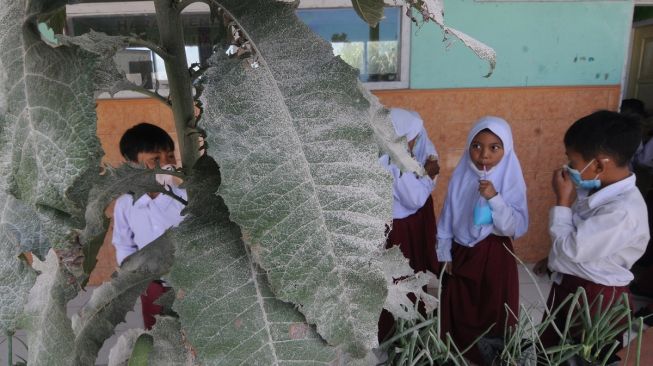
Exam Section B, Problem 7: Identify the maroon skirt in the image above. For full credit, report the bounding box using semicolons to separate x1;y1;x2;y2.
540;273;632;348
378;195;439;342
440;235;519;366
386;195;440;274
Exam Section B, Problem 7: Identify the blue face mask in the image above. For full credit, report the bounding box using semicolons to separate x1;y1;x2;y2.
564;159;601;190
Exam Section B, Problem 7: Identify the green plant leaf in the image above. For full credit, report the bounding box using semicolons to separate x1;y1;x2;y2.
127;334;154;366
108;329;146;366
351;0;386;28
108;317;192;366
0;1;103;239
71;235;175;365
0;191;43;333
168;156;340;364
146;316;193;365
22;250;77;366
201;0;428;357
0;0;104;338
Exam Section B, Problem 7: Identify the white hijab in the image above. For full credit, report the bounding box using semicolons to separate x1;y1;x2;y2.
389;108;437;164
437;116;528;245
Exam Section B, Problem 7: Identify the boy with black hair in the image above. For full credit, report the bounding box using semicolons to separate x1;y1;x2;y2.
535;110;649;356
112;122;186;329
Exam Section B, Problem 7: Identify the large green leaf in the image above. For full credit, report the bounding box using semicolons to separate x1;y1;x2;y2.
201;0;431;356
108;316;192;366
71;235;175;365
22;237;174;366
0;189;41;333
0;2;102;229
168;156;339;365
0;0;102;336
22;250;76;366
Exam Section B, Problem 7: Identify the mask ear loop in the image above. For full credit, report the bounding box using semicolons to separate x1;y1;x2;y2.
578;158;596;174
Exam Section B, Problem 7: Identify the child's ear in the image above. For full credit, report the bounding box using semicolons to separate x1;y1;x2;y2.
595;154;610;173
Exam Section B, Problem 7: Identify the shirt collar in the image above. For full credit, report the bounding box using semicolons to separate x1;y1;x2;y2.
587;174;636;209
133;191;175;209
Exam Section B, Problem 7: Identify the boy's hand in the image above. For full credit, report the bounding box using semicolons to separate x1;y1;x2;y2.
424;158;440;179
552;168;575;207
533;257;550;276
479;180;498;199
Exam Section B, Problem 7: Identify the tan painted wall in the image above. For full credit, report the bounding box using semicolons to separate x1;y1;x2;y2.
89;85;620;285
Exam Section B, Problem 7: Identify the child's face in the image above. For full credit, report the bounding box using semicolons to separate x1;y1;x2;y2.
565;149;599;180
136;149;176;169
469;130;504;170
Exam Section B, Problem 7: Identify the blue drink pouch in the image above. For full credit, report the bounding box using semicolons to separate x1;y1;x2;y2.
473;198;493;225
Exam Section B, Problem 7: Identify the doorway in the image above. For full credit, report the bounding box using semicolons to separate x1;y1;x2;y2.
625;6;653;112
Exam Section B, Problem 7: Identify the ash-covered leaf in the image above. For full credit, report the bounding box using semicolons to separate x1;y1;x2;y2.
147;316;193;365
381;247;438;320
58;30;131;57
71;236;175;365
406;0;496;77
0;3;103;235
168;156;340;365
0;0;102;336
0;232;36;333
22;250;76;366
444;27;496;78
202;0;415;356
57;30;169;97
108;317;193;366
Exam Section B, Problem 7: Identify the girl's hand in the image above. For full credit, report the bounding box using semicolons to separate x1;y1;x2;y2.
552;168;575;207
479;180;498;199
424;158;440;179
444;262;452;276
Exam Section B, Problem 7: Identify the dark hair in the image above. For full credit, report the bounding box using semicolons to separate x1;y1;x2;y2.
621;98;647;119
119;122;175;162
564;110;641;167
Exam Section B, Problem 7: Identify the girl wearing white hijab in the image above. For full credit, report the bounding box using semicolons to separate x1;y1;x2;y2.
436;116;528;365
378;108;440;341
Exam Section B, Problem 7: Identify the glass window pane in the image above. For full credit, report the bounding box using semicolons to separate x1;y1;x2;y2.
296;7;401;82
69;10;221;90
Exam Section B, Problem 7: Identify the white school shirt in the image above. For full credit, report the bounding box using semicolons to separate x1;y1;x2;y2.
547;174;649;287
380;154;436;219
112;186;187;265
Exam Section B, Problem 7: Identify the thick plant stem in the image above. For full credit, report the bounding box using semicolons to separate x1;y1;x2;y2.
153;0;200;169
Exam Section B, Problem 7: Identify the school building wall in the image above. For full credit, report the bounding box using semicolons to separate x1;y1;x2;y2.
379;0;631;262
88;1;632;284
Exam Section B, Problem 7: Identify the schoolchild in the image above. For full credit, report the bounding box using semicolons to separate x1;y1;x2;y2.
536;111;649;355
112;122;187;329
436;116;529;365
382;108;441;273
378;108;440;341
